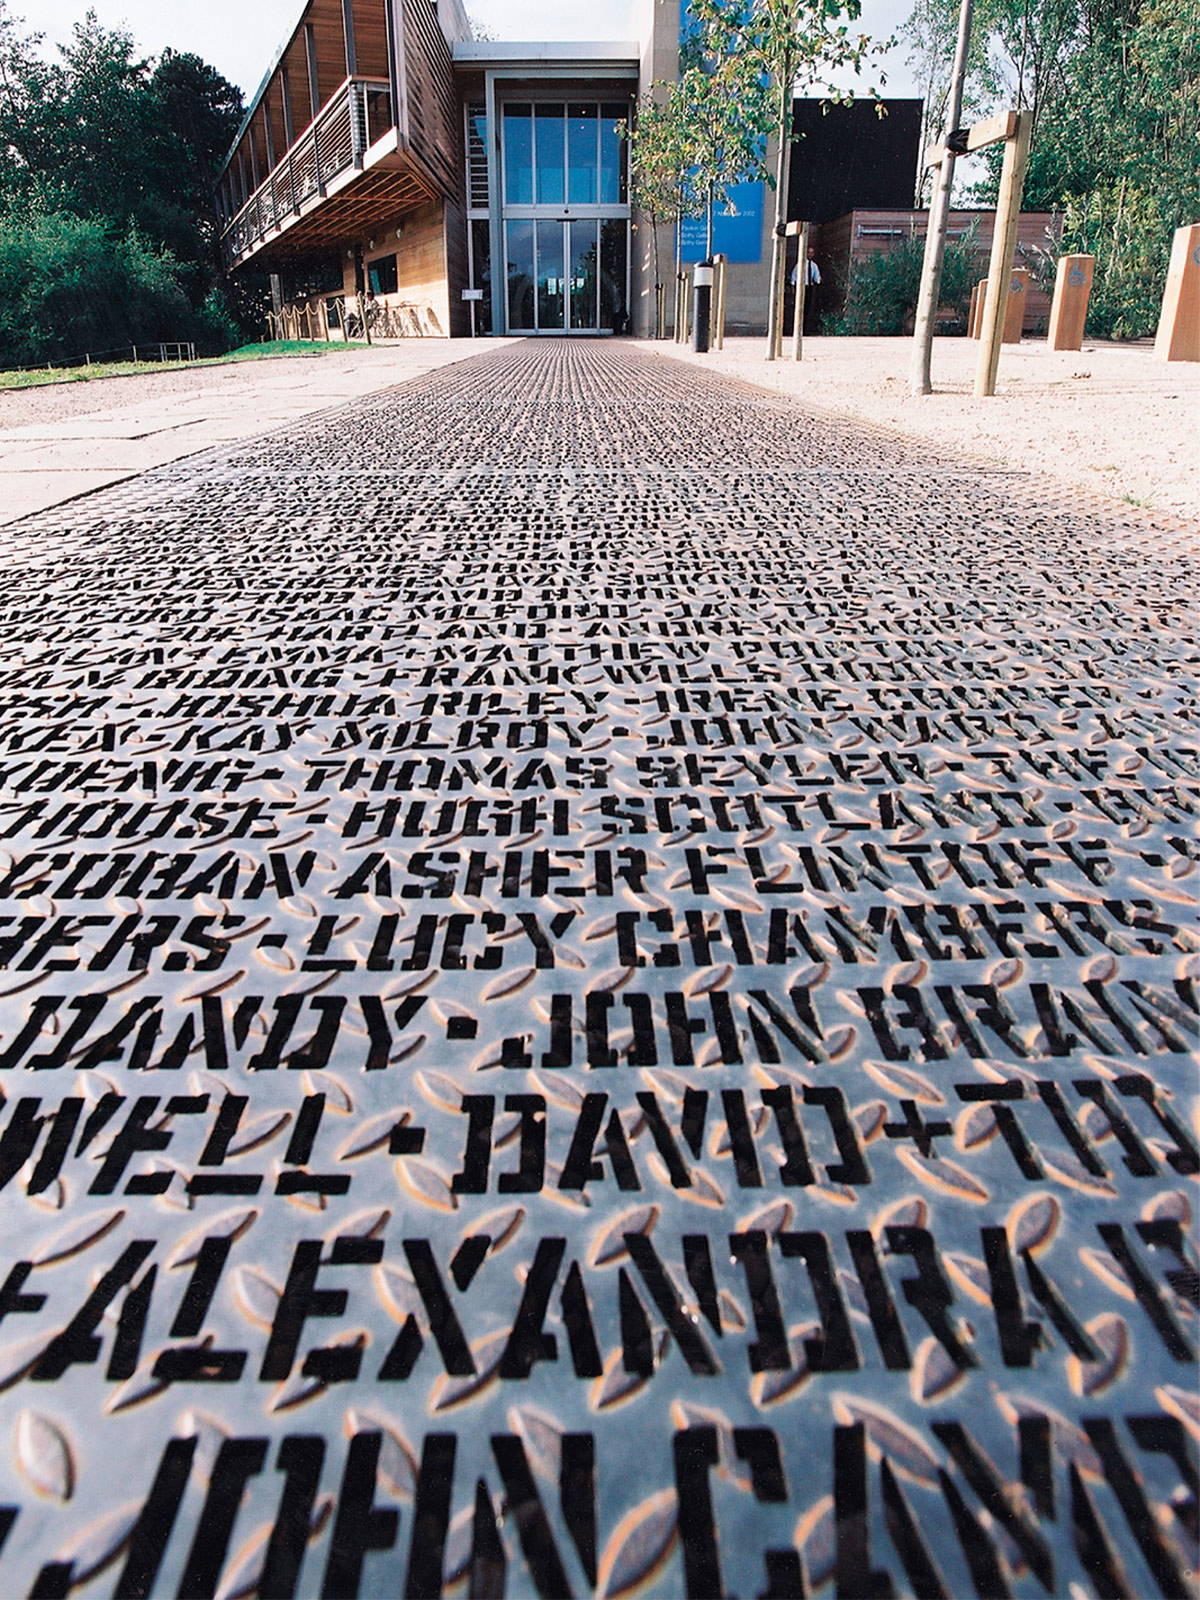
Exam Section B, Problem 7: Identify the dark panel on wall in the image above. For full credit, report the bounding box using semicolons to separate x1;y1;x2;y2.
444;191;471;335
788;97;923;223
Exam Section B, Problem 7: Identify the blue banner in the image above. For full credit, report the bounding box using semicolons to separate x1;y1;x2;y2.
676;0;764;263
680;183;764;263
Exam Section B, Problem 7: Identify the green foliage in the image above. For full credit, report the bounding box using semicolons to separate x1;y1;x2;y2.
831;226;980;334
902;0;1200;339
627;0;884;265
0;3;245;366
626;44;767;267
0;212;232;365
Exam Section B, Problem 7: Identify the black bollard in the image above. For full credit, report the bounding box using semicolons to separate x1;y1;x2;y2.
691;260;713;353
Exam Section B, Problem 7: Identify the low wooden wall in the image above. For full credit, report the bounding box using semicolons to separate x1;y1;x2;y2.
813;208;1063;333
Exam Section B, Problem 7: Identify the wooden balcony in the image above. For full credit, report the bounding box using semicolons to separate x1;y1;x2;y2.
220;76;438;267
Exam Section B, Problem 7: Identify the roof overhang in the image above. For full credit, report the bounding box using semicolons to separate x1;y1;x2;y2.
452;41;640;74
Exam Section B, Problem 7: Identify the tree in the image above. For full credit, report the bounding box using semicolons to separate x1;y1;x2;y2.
0;214;190;364
623;94;696;335
674;52;766;260
0;2;246;363
689;0;886;355
901;0;1200;338
624;22;765;335
904;0;968;201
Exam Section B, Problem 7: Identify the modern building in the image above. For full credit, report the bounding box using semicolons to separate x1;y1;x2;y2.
213;0;933;339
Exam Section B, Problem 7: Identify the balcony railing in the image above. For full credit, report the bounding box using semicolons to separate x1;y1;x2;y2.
222;76;393;262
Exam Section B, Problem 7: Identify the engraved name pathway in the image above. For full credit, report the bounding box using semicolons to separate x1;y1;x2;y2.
0;340;1196;1599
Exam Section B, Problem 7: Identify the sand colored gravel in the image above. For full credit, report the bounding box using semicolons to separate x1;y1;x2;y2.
651;335;1200;524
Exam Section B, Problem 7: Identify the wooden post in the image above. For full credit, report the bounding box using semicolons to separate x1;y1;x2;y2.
974;110;1031;397
1047;254;1093;350
767;231;788;360
712;254;727;349
791;222;809;361
967;278;986;338
1154;222;1200;362
1003;266;1030;342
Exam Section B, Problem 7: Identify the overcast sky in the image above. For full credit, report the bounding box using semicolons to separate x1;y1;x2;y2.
27;0;919;100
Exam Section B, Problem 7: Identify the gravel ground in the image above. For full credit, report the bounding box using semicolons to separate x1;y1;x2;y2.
652;335;1200;523
0;354;341;429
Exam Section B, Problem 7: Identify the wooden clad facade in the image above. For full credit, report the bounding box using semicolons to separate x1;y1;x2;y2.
402;0;460;199
217;0;470;273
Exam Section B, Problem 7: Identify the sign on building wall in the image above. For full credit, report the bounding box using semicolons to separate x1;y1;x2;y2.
680;183;765;262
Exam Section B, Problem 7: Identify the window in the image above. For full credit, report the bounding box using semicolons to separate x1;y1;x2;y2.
600;103;628;205
506;219;535;328
567;104;598;204
504;105;534;204
535;104;565;205
466;104;489;209
367;253;398;295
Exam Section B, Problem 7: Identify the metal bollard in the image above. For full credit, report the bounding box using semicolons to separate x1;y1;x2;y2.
691;260;713;354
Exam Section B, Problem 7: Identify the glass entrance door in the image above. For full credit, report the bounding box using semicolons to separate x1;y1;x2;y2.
505;217;629;333
501;99;630;334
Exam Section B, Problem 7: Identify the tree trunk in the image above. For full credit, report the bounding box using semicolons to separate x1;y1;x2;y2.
765;55;793;361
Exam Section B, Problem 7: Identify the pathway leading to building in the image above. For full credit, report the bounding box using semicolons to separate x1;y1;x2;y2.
0;339;1196;1600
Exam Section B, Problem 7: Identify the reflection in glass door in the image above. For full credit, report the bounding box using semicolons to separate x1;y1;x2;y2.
536;220;564;329
506;219;535;331
569;219;597;330
506;219;629;333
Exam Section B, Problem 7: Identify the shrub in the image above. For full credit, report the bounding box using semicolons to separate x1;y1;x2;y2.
0;211;240;367
827;225;981;336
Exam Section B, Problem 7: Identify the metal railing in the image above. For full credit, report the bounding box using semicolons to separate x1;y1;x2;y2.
221;77;392;263
8;342;199;374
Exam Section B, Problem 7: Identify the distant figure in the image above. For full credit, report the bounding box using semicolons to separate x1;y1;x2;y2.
790;246;822;334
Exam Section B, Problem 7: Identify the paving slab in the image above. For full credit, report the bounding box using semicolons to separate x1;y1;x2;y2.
0;339;514;524
0;340;1197;1599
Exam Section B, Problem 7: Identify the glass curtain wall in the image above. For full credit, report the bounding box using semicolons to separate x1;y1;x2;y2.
502;100;629;333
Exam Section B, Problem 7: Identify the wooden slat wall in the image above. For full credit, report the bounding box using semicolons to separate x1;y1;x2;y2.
401;0;460;196
813;208;1063;329
282;41;312;131
443;191;469;336
309;6;350;101
395;199;451;332
224;0;361;192
220;0;466;279
350;0;390;80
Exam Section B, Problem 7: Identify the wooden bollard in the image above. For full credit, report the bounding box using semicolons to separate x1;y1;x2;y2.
1155;222;1200;362
1048;254;1093;350
1002;267;1030;343
968;279;987;338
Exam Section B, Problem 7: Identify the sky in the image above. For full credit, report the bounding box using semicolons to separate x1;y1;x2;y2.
25;0;920;101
